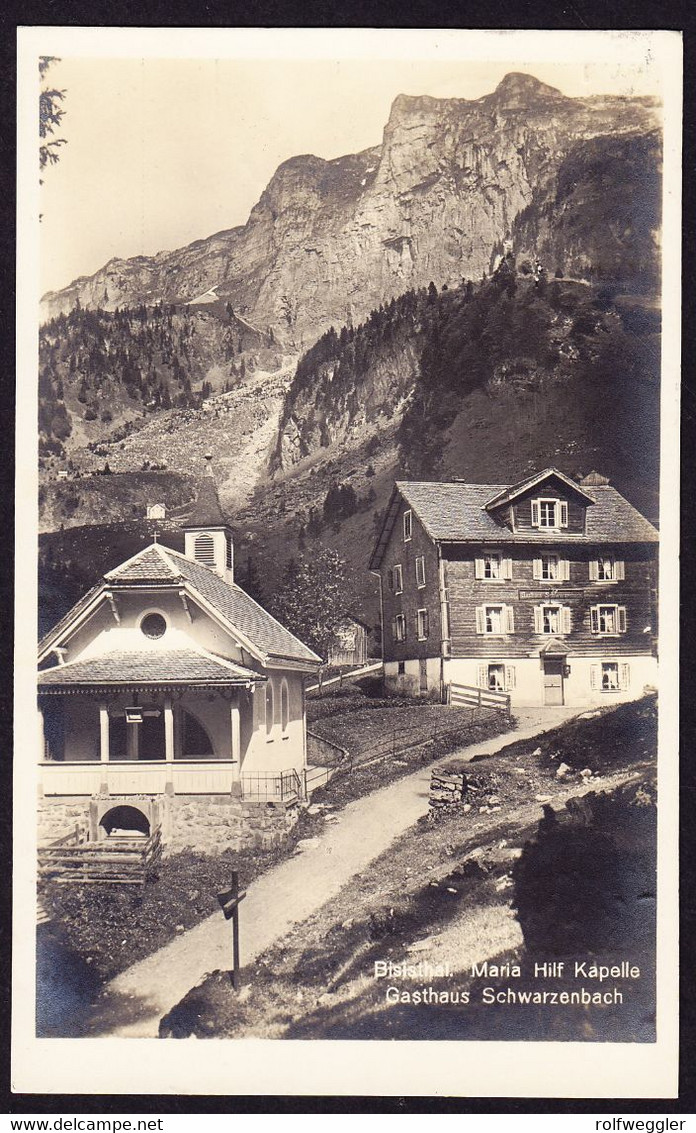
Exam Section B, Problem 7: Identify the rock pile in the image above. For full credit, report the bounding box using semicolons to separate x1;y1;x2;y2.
429;764;500;810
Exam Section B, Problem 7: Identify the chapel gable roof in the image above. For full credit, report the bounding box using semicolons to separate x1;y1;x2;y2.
39;542;321;668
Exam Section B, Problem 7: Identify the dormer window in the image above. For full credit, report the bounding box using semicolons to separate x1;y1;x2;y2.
194;533;216;566
531;498;568;529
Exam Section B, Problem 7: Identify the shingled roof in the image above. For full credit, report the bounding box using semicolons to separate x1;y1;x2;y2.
38;648;261;690
105;544;183;583
164;548;321;665
370;475;657;568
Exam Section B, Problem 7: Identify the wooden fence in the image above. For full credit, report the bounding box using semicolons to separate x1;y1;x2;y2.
38;826;162;886
448;681;511;717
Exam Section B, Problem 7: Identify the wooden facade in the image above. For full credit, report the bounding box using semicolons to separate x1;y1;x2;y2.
370;470;658;707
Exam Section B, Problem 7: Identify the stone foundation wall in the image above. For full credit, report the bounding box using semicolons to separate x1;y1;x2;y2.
38;797;91;844
38;792;302;855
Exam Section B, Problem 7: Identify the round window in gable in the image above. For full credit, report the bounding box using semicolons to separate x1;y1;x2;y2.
140;612;167;640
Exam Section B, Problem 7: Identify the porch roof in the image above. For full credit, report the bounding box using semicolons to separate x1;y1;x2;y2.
37;648;262;692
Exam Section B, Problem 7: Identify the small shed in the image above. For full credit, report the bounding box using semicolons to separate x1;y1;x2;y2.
327;616;370;668
146;503;167;520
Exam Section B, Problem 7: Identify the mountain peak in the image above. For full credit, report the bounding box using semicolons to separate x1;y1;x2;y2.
489;72;567;106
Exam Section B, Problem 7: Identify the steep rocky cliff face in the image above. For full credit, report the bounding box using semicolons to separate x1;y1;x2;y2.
510;130;662;291
41;74;660;347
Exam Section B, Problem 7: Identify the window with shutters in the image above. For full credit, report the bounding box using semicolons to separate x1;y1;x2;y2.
194;533;216;566
403;510;412;541
531;498;568;530
479;663;516;692
415;556;426;587
393;614;406;642
416;608;429;640
475;553;512;581
535;604;571;634
393;564;403;594
476;605;514;634
589;556;624;582
533;554;569;582
590;604;627;635
591;661;630;692
226;534;233;570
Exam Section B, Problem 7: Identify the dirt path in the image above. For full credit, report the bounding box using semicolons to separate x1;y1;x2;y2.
84;708;582;1038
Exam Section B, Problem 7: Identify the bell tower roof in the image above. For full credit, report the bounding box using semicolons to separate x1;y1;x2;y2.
181;476;230;530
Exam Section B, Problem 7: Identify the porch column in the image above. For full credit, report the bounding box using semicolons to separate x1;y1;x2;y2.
37;703;45;760
37;704;45;798
230;694;241;782
164;696;175;796
99;702;110;795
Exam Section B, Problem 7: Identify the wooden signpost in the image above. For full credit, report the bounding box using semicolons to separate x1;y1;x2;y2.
217;869;246;990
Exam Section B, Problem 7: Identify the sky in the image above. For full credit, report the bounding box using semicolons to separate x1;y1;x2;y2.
34;40;665;297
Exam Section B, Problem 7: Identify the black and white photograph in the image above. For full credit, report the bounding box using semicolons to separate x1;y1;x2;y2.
14;26;681;1098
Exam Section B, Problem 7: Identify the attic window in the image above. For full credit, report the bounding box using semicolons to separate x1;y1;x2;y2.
140;613;167;639
531;498;568;529
194;533;216;566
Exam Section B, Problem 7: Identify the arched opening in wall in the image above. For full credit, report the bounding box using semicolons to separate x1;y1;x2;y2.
180;708;215;758
281;680;289;736
41;699;65;761
194;533;216;566
265;681;274;737
99;805;150;838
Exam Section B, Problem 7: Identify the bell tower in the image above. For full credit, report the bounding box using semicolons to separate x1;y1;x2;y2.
182;455;234;584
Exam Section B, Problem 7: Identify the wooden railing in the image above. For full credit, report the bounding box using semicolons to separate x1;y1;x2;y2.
448;681;511;716
306;660;383;696
240;768;303;803
38;827;162;886
39;759;237;796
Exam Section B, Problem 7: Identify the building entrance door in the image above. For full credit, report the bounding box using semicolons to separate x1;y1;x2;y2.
543;658;564;705
419;658;428;693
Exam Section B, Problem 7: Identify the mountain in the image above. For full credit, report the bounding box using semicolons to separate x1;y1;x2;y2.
271;272;660;511
40;74;660;347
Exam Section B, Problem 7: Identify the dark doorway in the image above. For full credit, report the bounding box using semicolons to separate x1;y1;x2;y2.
99;804;150;837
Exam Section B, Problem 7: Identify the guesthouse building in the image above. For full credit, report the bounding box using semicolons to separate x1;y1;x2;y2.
369;469;658;707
